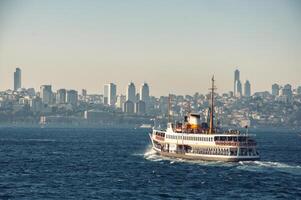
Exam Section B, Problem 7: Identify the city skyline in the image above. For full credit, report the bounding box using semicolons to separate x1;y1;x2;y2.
0;0;301;95
2;67;300;97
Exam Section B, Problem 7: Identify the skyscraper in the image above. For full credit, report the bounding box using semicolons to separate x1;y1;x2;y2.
104;83;117;106
272;84;280;96
67;90;78;107
281;84;293;103
140;82;150;113
140;83;150;102
244;80;251;97
235;80;242;97
40;85;53;105
56;89;67;104
126;82;136;103
14;67;21;91
234;69;240;96
281;84;292;97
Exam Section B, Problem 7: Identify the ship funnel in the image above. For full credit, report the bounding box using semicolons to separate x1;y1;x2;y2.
188;113;201;129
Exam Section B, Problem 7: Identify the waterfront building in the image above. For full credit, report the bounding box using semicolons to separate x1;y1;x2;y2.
40;85;53;105
116;95;126;109
135;100;146;115
126;82;136;103
14;68;21;91
104;83;117;106
123;100;134;113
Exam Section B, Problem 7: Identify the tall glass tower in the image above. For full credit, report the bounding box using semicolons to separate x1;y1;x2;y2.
126;82;136;103
234;69;240;96
244;80;251;97
14;68;21;91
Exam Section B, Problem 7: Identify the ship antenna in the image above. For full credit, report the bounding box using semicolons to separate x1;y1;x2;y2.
209;76;217;134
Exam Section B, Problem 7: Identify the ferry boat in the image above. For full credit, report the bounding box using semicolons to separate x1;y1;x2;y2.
149;77;260;162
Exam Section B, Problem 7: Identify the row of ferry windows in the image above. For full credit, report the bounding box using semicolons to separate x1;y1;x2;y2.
166;135;213;142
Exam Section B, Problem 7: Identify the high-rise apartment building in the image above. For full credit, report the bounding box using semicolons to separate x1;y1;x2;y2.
14;68;21;91
104;83;117;106
126;82;136;103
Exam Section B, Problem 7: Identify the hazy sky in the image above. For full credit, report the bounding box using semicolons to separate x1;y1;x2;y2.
0;0;300;96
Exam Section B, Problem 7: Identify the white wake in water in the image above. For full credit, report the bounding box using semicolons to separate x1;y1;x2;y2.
142;146;230;167
237;161;301;175
142;146;301;175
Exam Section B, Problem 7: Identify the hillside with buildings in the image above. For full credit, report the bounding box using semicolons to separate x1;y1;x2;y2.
0;68;300;129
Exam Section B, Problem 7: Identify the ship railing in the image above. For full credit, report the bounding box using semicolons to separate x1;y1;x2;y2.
215;141;257;146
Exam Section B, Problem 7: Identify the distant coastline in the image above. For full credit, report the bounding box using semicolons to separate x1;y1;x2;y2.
0;122;299;132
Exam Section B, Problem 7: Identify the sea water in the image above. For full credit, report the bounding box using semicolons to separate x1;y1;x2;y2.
0;127;300;199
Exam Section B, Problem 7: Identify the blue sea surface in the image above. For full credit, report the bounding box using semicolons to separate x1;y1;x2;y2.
0;127;300;199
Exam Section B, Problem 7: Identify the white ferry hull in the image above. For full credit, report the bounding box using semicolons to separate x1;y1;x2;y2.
152;147;259;162
150;131;260;162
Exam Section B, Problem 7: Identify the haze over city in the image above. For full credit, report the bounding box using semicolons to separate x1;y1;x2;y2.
1;2;301;199
0;0;300;95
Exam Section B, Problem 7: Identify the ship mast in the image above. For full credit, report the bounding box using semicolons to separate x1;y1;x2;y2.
209;76;216;134
168;94;172;123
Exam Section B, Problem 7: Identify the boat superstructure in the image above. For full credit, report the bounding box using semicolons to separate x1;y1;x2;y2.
149;77;260;162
